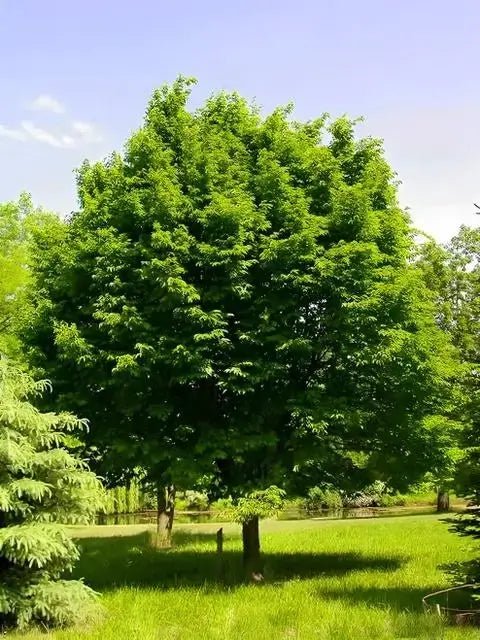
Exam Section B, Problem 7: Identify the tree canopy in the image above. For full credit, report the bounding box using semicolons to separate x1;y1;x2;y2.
26;79;458;565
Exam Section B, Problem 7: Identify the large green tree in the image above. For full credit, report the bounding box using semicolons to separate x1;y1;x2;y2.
27;78;456;571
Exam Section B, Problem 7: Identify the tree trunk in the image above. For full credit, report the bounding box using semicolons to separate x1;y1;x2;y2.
242;516;263;581
437;488;450;512
125;478;131;514
155;484;175;547
0;511;11;576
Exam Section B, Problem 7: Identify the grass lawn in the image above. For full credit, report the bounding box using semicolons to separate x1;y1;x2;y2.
11;514;479;640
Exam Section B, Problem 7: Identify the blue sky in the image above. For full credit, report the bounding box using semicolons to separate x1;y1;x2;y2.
0;0;479;241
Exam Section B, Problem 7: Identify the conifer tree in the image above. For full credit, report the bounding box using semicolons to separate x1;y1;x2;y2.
0;358;103;628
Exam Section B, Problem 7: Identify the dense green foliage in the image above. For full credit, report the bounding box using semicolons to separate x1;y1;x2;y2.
0;359;103;628
233;486;286;523
0;195;32;358
305;485;343;510
27;79;456;516
417;227;480;361
0;194;67;363
416;224;480;581
442;228;480;508
104;482;141;515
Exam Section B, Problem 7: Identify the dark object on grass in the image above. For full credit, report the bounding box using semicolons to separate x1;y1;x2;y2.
423;584;480;625
216;527;224;582
216;527;223;554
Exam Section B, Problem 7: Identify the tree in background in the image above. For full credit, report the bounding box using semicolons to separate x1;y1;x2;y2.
416;226;480;510
416;227;480;361
0;195;32;358
0;358;103;628
0;194;66;362
27;78;458;574
426;225;480;576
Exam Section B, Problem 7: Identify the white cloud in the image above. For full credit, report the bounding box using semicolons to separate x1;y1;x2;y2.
72;120;103;143
20;120;71;148
0;124;27;141
1;95;103;151
30;94;65;114
72;121;93;136
0;118;103;150
61;135;76;147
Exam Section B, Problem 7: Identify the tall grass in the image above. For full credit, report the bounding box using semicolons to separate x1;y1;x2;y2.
12;515;479;639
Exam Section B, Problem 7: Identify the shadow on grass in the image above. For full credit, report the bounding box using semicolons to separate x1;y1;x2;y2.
72;530;403;591
316;585;437;612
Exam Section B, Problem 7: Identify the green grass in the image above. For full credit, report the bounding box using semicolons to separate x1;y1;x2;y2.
11;515;480;640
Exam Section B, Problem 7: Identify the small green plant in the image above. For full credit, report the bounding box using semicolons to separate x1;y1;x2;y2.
232;487;286;524
0;359;103;629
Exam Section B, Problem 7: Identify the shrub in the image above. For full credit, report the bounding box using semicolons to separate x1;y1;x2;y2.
283;497;306;511
183;490;209;511
305;486;343;511
378;493;407;507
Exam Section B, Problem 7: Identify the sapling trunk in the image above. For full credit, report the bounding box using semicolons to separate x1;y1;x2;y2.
242;516;263;580
216;527;224;581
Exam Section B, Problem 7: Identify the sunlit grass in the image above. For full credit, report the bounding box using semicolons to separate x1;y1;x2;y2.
12;515;479;639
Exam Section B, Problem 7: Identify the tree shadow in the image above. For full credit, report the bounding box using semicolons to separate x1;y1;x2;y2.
72;530;403;591
316;585;438;612
439;514;480;592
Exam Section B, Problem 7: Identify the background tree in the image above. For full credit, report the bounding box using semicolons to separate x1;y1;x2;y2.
0;194;65;362
0;194;32;358
433;225;480;577
27;78;458;573
416;227;480;510
416;227;480;360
